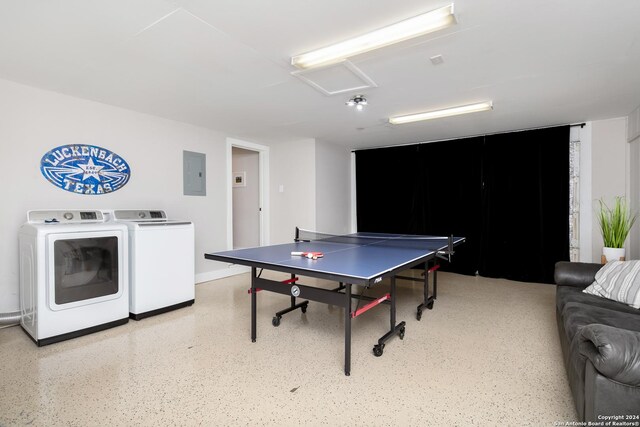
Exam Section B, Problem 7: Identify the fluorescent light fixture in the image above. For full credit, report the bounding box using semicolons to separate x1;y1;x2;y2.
389;101;493;124
291;4;456;69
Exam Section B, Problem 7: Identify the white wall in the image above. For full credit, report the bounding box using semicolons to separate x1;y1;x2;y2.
268;139;316;244
0;79;351;312
630;140;640;260
2;76;633;312
628;105;640;259
315;140;351;234
0;78;233;312
629;105;640;142
231;147;260;248
590;117;629;262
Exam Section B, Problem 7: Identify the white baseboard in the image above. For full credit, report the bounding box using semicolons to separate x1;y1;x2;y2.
195;265;250;284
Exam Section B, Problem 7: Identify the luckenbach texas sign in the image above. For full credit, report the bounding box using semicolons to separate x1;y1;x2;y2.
40;144;131;195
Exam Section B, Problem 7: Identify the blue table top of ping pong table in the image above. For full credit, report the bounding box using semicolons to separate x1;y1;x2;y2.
205;232;465;285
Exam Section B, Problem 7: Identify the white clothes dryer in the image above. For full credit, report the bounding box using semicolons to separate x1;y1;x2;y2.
108;210;195;320
19;210;129;346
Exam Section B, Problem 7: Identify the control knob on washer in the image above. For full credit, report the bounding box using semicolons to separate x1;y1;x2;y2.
63;212;74;220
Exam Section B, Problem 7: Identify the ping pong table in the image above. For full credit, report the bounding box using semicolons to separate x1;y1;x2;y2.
205;229;464;375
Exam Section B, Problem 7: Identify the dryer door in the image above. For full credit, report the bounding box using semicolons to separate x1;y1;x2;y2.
47;230;124;311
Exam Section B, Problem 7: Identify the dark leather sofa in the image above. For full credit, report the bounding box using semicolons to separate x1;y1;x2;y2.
554;261;640;420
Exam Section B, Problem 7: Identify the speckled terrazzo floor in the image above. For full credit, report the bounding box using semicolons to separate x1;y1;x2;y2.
0;271;577;426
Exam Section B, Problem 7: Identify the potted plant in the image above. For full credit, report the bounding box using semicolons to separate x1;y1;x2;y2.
598;196;637;263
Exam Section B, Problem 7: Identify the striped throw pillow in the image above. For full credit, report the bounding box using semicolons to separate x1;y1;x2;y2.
583;260;640;309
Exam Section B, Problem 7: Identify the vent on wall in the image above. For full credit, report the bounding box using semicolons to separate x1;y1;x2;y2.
291;60;377;96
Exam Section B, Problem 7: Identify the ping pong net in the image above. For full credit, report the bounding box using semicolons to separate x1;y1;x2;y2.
294;227;456;261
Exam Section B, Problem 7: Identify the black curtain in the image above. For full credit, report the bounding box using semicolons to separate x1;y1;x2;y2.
355;137;483;276
355;126;570;283
478;127;570;283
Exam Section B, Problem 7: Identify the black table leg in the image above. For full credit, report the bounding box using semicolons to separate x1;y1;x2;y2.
390;276;396;329
345;283;351;376
417;261;436;320
272;273;309;327
251;267;257;342
424;262;429;305
433;266;438;299
373;276;406;356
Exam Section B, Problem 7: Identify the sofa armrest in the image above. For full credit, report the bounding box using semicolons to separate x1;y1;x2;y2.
579;324;640;387
554;261;601;288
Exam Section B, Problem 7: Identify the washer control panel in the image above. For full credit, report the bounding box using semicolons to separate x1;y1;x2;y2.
27;210;104;224
113;210;167;221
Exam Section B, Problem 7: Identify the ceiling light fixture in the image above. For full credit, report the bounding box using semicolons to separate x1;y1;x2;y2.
389;101;493;124
346;95;368;111
291;4;456;69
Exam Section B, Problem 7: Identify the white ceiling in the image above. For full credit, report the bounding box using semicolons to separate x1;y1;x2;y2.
1;0;639;149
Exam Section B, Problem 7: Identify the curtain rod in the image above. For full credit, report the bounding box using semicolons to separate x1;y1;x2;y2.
352;122;587;152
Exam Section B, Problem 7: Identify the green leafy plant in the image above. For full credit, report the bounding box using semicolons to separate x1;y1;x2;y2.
598;196;637;248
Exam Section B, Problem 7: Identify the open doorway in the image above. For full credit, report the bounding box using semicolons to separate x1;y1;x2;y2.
226;138;270;249
232;147;259;248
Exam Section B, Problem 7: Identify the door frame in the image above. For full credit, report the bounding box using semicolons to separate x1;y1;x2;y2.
226;138;270;249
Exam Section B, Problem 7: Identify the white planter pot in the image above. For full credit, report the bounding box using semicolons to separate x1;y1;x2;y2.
602;247;625;263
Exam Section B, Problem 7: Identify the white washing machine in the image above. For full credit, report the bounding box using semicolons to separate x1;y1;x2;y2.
109;210;195;320
19;210;129;346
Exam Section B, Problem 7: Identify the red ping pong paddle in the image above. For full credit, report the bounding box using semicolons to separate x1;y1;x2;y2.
291;251;324;260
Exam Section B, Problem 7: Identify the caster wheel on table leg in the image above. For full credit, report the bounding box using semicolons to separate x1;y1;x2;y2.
416;309;422;321
427;301;434;310
399;326;405;340
301;304;307;314
272;316;281;327
373;344;385;357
